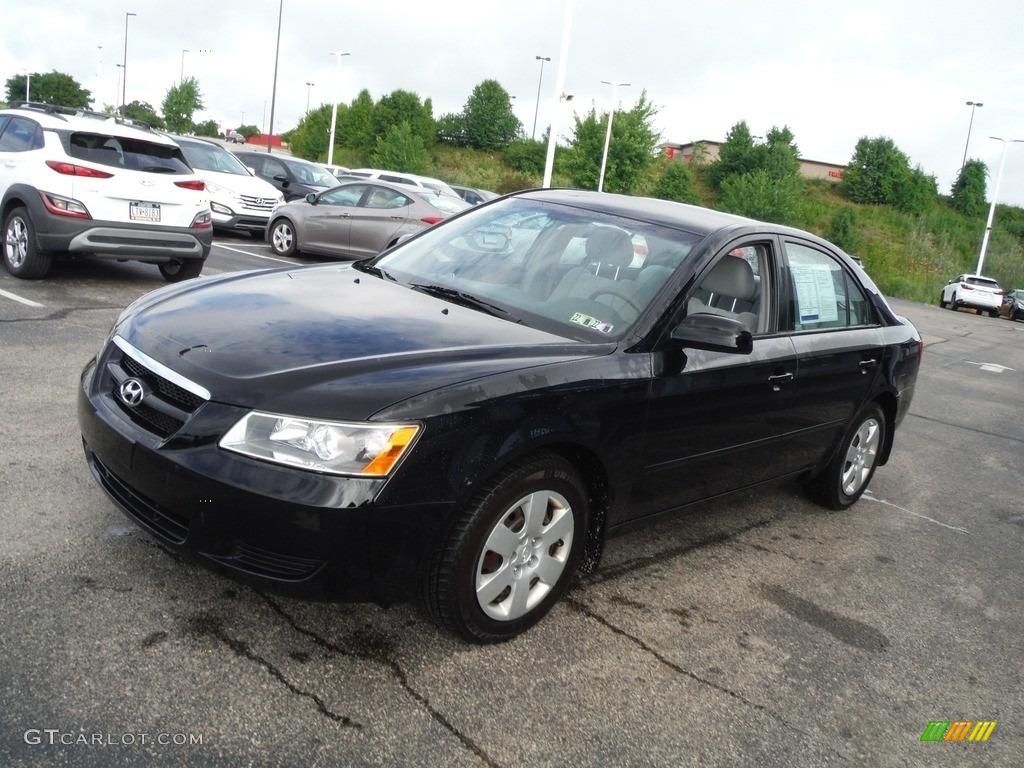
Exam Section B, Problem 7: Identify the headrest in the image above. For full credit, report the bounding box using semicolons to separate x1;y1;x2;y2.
701;256;756;300
585;228;635;268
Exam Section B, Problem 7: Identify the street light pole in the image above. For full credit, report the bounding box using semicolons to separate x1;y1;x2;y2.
305;82;315;113
180;49;190;83
960;100;983;173
598;80;630;192
121;11;136;115
25;70;31;101
266;0;283;152
532;56;550;141
327;51;350;166
976;136;1024;276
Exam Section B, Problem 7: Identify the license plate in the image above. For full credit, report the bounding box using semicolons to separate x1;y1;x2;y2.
130;201;161;222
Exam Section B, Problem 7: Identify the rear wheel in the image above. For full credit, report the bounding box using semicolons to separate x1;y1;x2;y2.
938;293;947;308
3;207;53;279
425;451;589;643
989;309;1000;318
949;293;959;311
808;403;886;510
158;258;204;282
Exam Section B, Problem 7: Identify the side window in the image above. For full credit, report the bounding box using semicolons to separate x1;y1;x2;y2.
0;117;42;152
783;241;872;331
263;158;286;179
364;186;409;209
687;242;771;334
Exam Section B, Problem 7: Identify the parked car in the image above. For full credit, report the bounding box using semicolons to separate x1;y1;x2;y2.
77;189;922;643
0;101;211;281
451;184;499;206
1001;288;1024;321
225;130;246;144
346;167;460;198
266;178;470;260
167;134;283;237
939;274;1004;316
323;164;352;180
232;150;337;201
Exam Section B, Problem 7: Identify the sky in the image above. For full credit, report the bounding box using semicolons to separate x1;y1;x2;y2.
5;0;1024;205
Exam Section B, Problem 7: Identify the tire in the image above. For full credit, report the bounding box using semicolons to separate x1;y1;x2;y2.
158;258;204;282
425;451;589;643
949;293;959;311
269;218;297;257
808;402;886;510
989;309;1000;318
938;294;947;309
2;207;53;279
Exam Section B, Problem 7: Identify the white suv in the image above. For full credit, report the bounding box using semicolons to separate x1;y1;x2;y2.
0;102;212;281
940;274;1004;317
347;168;460;198
167;134;282;237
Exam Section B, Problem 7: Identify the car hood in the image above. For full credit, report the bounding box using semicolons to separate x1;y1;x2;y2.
116;264;609;418
200;169;280;199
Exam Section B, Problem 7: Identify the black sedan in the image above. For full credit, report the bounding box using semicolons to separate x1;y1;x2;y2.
78;190;922;643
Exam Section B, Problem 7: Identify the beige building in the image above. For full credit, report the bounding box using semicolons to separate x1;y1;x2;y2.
662;140;846;182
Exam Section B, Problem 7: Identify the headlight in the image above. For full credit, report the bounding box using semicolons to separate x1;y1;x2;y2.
219;412;420;477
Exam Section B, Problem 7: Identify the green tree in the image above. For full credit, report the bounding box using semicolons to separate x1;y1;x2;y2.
841;136;934;213
503;137;547;176
373;90;436;151
950;159;988;218
369;121;430;174
5;71;91;108
288;104;333;161
123;100;165;129
436;112;466;145
706;121;760;191
564;90;660;194
342;89;376;156
719;168;802;224
193;119;219;137
825;206;861;254
651;159;703;205
458;79;522;150
161;77;204;134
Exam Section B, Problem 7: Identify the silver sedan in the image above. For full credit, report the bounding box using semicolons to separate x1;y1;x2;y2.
266;179;470;260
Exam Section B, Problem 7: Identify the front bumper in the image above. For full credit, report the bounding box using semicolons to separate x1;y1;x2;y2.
77;355;453;602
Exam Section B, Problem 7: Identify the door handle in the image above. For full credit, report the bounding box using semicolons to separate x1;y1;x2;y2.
859;358;878;374
767;372;794;391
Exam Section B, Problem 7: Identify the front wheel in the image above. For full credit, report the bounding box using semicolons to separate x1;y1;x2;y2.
808;403;886;510
425;451;589;643
3;207;53;279
949;293;959;311
158;258;204;282
269;219;297;257
938;294;947;308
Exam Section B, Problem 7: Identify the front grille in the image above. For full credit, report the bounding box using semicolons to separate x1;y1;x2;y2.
108;346;208;438
88;448;190;544
214;541;325;581
238;194;278;212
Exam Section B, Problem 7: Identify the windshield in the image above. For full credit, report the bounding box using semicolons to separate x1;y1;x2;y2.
178;141;252;176
359;197;700;341
286;159;338;187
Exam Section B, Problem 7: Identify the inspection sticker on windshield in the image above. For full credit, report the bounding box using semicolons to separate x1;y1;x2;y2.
570;312;614;334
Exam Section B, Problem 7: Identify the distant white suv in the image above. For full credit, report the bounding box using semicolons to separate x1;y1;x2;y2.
347;168;460;198
167;134;283;237
0;102;212;281
939;274;1004;317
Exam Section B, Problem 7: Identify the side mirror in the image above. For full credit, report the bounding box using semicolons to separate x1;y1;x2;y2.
671;313;753;354
305;192;318;204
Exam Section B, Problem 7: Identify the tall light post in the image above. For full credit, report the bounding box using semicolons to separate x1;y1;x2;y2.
25;70;31;101
532;55;550;141
115;64;123;112
305;81;315;113
121;11;136;115
961;100;983;173
543;0;577;188
265;0;282;152
327;51;350;166
180;49;190;83
976;136;1024;276
598;80;630;192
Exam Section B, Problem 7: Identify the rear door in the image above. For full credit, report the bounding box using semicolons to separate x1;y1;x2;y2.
345;184;414;259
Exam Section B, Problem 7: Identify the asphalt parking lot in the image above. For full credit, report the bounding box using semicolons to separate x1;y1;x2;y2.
1;237;1022;767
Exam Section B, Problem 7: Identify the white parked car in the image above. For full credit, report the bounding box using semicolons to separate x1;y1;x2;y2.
347;168;459;198
0;102;212;281
939;274;1004;317
168;134;283;237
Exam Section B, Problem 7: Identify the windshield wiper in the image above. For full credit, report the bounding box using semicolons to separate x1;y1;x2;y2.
410;284;520;322
353;262;395;281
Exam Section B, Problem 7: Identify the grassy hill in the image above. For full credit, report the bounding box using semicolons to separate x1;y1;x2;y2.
421;145;1024;305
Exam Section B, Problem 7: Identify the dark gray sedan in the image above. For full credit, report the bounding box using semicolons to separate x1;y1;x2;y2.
266;180;470;260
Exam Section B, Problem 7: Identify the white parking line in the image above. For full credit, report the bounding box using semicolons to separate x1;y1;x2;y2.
0;287;44;307
214;242;297;265
862;492;969;533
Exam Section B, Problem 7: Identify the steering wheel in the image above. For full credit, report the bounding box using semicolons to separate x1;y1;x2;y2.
589;285;644;315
